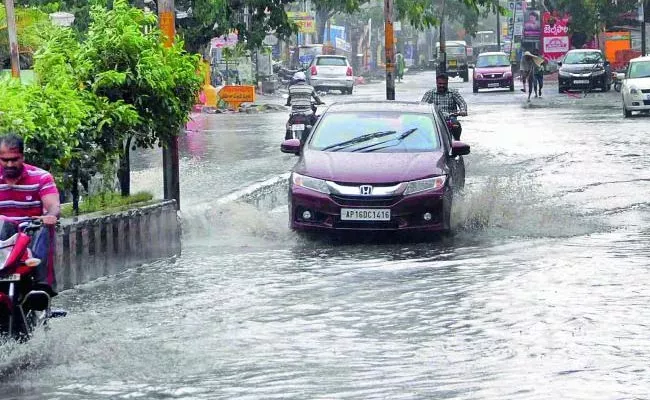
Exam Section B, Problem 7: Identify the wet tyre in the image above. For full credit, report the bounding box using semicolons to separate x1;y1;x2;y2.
623;105;632;118
473;85;478;94
509;83;515;92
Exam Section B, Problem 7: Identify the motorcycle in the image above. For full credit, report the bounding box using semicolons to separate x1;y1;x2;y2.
446;113;463;141
613;71;623;92
285;101;324;141
0;218;65;342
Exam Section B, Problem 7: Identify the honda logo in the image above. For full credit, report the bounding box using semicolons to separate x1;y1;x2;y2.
359;185;373;196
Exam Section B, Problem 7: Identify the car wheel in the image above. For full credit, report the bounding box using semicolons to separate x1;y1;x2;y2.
558;86;565;93
473;85;479;94
441;191;453;233
606;84;612;92
509;83;515;92
623;105;632;118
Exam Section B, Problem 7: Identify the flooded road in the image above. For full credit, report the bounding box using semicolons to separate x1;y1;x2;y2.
3;72;650;399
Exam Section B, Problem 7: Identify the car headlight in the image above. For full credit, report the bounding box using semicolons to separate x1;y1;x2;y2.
592;68;605;75
504;72;512;78
630;88;639;94
292;173;330;194
559;70;571;77
475;73;483;79
403;176;447;195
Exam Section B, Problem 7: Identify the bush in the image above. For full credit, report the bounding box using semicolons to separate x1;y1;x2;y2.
60;191;154;218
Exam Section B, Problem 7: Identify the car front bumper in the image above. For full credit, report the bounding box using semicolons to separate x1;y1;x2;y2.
559;73;608;89
474;77;513;88
623;91;650;110
289;185;451;232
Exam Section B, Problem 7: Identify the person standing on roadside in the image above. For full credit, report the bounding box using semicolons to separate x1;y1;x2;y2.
396;51;406;83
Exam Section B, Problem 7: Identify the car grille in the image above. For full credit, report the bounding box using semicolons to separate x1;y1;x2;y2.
642;89;650;94
644;100;650;106
330;194;402;207
484;73;504;79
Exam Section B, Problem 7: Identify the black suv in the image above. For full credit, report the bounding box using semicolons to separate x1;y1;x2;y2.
558;49;612;93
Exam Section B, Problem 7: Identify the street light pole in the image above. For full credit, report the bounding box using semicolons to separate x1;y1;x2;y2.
642;0;647;56
158;0;181;210
384;0;395;100
496;5;501;49
4;0;21;78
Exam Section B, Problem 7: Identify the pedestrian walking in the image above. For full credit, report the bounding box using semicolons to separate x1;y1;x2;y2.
533;54;547;97
519;51;545;101
396;51;405;83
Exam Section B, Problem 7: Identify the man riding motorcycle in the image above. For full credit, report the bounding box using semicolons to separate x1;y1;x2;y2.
421;73;468;140
0;133;60;297
285;72;324;140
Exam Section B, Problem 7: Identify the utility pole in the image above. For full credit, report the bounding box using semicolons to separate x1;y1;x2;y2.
642;0;647;56
158;0;181;210
439;0;447;75
4;0;21;78
496;1;501;49
384;0;395;100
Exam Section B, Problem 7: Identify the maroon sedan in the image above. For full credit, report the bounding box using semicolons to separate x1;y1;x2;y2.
280;101;470;233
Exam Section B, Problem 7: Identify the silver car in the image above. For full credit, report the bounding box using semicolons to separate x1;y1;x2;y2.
307;55;355;94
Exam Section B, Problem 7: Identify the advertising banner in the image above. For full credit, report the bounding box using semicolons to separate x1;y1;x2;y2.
542;12;570;62
287;12;315;33
524;10;541;39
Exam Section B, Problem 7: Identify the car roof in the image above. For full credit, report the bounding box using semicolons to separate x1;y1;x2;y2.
478;51;507;56
325;101;435;114
630;55;650;63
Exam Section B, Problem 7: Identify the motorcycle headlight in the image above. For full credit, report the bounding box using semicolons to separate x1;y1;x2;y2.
403;176;447;195
292;173;330;194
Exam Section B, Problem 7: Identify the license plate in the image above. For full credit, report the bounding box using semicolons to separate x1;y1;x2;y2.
488;83;500;88
292;124;305;131
574;79;589;84
0;274;20;282
448;60;457;66
645;94;650;101
341;208;391;221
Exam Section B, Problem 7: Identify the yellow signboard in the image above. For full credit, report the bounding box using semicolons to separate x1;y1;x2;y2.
287;12;315;34
218;85;256;109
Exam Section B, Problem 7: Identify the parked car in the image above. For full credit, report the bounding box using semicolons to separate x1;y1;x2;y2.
558;49;612;93
306;55;354;94
619;55;650;117
280;101;470;233
473;51;514;93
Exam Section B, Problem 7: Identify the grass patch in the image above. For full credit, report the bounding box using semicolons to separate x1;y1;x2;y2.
61;191;155;218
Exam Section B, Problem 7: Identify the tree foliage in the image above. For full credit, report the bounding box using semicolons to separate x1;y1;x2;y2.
0;0;201;202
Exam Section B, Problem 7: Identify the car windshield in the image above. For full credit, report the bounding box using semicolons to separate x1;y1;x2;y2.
316;57;347;66
628;61;650;79
309;112;441;153
563;51;603;64
446;46;466;56
477;54;510;67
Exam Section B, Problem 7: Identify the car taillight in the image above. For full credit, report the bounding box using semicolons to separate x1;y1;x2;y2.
310;65;317;76
346;66;353;76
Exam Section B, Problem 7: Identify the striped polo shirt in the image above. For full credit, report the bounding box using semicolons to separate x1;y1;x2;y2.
0;164;59;218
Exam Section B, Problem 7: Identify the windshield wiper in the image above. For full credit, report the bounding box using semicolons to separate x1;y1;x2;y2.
322;130;398;151
355;128;419;153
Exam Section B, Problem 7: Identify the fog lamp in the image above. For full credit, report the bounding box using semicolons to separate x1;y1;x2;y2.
302;210;313;220
423;212;433;221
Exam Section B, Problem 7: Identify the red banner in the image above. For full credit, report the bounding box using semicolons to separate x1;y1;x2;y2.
541;12;570;62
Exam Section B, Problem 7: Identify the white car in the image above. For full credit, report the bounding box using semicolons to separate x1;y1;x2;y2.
620;56;650;118
306;55;355;95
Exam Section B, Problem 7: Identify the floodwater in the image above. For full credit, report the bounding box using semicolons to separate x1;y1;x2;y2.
2;72;650;399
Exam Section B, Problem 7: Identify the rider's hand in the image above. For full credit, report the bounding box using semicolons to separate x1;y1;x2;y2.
39;215;58;226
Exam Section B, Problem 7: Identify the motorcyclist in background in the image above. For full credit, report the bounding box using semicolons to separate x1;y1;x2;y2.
286;72;324;123
285;72;324;140
421;73;468;140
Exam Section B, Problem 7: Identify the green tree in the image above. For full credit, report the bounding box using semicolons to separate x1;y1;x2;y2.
0;5;53;67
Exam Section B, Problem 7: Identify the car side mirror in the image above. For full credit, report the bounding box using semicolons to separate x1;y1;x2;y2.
557;62;562;67
617;73;626;81
451;141;470;157
281;139;301;155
